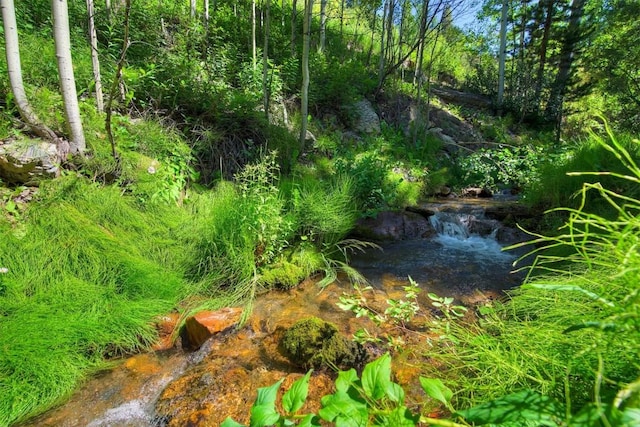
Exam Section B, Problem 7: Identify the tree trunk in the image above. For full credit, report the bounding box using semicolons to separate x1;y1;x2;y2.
105;0;131;162
545;0;586;134
299;0;313;154
252;0;257;68
377;0;388;89
290;0;297;56
534;0;553;114
204;0;210;31
263;0;271;116
190;0;196;19
1;0;58;142
414;0;429;86
52;0;86;154
86;0;104;113
497;0;509;110
105;0;111;20
319;0;327;52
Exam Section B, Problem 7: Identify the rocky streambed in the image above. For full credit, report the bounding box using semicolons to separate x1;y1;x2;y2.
24;199;536;427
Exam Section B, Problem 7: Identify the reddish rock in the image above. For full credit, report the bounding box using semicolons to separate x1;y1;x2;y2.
182;307;244;350
153;312;181;351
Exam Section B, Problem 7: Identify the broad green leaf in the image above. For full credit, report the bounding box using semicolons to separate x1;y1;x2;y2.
362;353;392;400
419;378;453;407
298;414;322;427
386;381;405;404
282;370;312;414
319;390;368;426
255;379;283;406
250;379;283;427
335;369;359;393
457;389;564;426
221;417;245;427
250;404;281;427
622;408;640;426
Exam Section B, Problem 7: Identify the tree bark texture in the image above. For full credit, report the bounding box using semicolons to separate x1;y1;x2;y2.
86;0;104;113
1;0;58;142
299;0;313;153
52;0;86;153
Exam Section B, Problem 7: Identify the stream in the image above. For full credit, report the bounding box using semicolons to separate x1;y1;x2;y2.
23;199;532;427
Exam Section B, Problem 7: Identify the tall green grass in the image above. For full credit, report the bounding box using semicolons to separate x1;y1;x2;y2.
424;127;640;420
0;178;189;426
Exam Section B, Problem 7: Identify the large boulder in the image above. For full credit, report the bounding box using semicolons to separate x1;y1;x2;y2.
352;210;434;241
0;138;59;184
351;99;381;135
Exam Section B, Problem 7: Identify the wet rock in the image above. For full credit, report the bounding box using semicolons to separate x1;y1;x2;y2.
156;362;334;427
152;312;181;351
352;210;434;241
182;307;243;350
0;138;59;184
461;187;493;198
281;317;367;370
350;99;381;134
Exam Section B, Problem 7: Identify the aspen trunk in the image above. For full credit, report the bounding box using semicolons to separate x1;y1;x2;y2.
52;0;86;154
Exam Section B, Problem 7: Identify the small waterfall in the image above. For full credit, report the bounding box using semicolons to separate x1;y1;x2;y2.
428;212;475;239
429;211;514;262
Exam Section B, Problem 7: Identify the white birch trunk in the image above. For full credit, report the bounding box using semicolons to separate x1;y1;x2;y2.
52;0;86;154
319;0;327;52
1;0;58;141
86;0;104;112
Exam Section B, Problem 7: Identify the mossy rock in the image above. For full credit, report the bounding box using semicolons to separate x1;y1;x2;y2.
261;261;306;289
281;317;367;370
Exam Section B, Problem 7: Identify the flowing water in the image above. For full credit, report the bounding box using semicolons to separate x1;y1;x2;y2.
24;200;532;427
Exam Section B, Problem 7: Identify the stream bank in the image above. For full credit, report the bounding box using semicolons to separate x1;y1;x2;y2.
23;198;535;427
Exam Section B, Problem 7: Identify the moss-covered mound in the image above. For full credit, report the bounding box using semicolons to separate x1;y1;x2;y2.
280;317;366;370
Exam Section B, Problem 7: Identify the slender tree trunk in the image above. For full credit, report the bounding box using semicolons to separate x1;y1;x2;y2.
385;0;394;64
105;0;111;20
290;0;297;56
299;0;313;154
190;0;196;18
1;0;58;142
105;0;131;162
86;0;104;113
252;0;257;68
319;0;327;52
534;0;553;114
366;9;375;66
546;0;585;137
497;0;509;110
414;0;429;86
52;0;86;154
204;0;209;31
263;0;271;117
377;0;389;89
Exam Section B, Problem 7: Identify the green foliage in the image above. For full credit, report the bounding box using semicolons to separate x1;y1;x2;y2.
526;130;640;210
223;354;427;427
453;143;543;192
0;177;189;427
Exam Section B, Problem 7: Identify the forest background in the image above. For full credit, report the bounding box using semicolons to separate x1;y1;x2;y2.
0;0;639;425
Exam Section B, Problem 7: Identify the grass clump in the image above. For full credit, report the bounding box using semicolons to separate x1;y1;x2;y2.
0;177;189;426
422;126;640;422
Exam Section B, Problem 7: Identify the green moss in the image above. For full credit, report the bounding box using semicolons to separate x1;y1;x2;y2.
281;317;366;370
261;261;305;289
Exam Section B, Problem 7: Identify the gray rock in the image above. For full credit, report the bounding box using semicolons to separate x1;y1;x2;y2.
352;210;435;241
351;99;381;135
0;138;59;185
